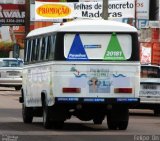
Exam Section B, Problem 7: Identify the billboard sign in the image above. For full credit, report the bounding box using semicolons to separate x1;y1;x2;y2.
79;0;150;19
79;0;150;29
0;4;25;26
136;0;149;19
35;1;135;20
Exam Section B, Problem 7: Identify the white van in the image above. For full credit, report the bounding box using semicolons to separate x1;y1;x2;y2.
0;58;23;90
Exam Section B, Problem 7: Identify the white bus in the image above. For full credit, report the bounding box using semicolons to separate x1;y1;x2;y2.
139;65;160;115
19;19;140;130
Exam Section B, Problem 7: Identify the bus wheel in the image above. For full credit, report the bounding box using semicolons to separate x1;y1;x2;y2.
107;113;118;130
22;104;33;123
42;101;52;129
118;121;128;130
52;121;64;129
107;106;129;130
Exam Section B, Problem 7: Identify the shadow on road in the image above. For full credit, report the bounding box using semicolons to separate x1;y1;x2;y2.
0;121;108;132
0;108;159;132
0;122;44;131
129;109;156;117
0;109;107;131
129;112;154;117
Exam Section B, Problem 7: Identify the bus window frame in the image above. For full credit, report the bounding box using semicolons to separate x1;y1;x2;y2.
54;32;139;61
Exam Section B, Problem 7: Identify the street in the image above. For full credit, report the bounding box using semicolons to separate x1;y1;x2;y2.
0;87;160;141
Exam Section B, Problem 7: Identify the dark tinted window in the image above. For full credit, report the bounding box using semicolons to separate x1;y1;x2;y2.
141;66;160;78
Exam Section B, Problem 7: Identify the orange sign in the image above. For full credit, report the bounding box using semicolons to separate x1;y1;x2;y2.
36;4;71;18
152;43;160;65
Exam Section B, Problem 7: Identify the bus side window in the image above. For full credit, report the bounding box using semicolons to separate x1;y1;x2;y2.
44;36;48;60
40;37;46;61
31;39;36;62
46;35;52;60
25;40;31;63
35;38;40;61
29;40;33;62
24;40;28;62
49;35;56;60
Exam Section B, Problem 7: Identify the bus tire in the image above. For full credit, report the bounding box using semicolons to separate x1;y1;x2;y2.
107;106;129;130
118;121;128;130
42;100;52;129
52;121;64;129
22;104;33;123
107;113;118;130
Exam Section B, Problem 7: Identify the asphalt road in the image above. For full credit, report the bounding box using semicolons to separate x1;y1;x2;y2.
0;87;160;141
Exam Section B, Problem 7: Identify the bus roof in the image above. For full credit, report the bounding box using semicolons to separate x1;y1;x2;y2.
27;19;137;38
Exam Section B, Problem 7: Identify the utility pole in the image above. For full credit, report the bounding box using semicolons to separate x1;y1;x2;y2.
102;0;108;20
135;0;137;28
25;0;30;36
